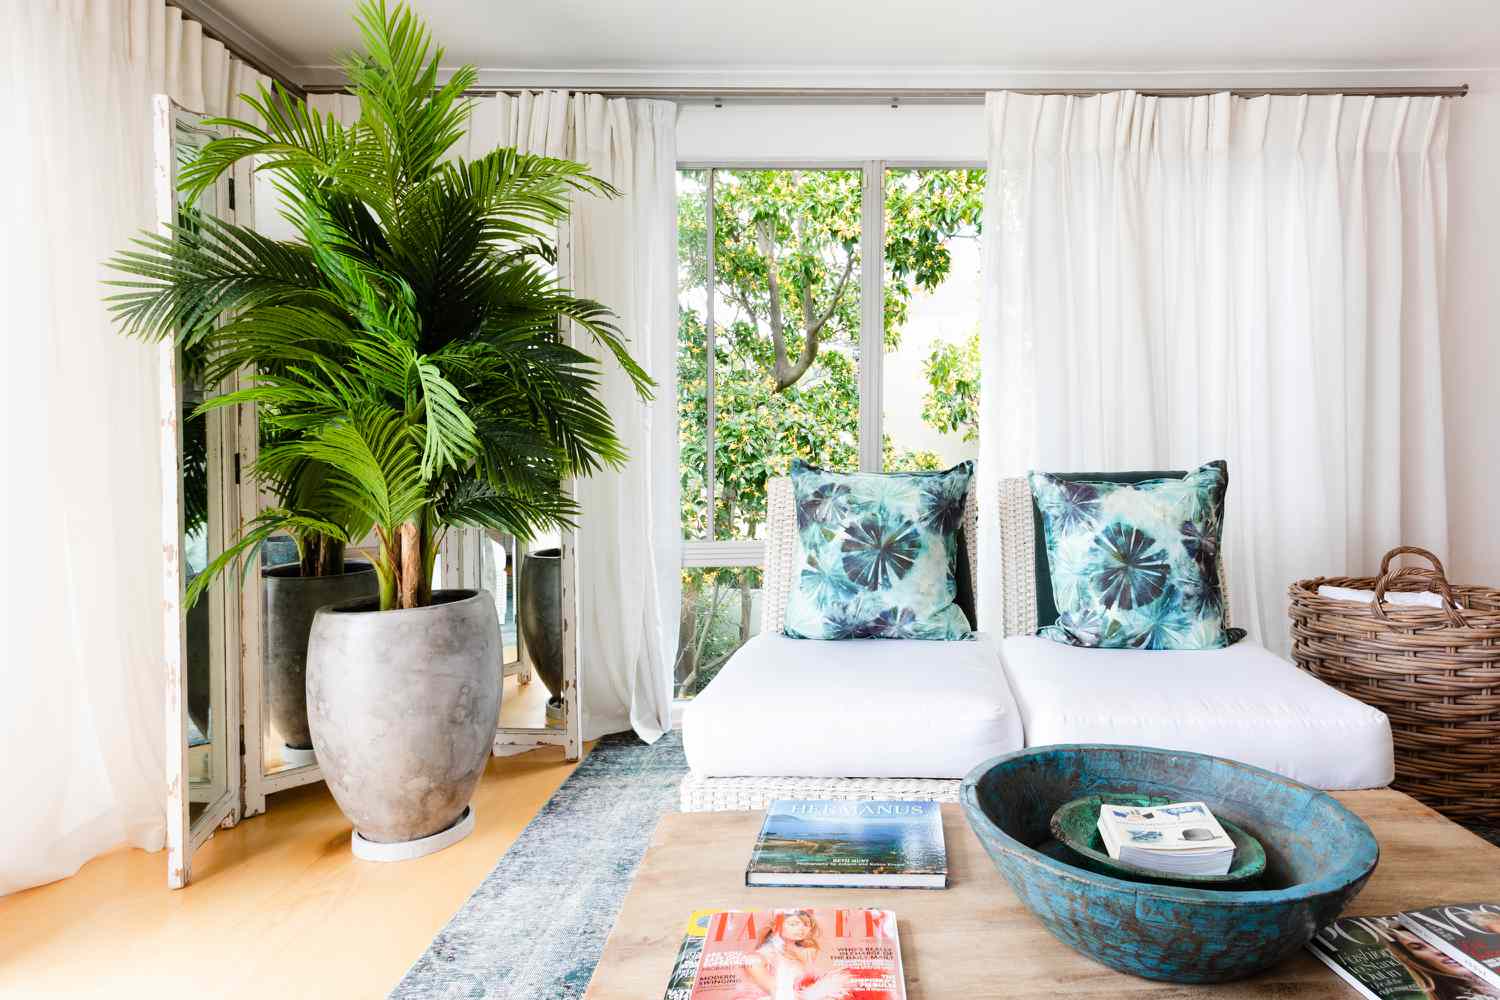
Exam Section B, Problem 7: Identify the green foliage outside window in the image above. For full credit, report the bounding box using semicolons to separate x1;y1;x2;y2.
675;168;984;694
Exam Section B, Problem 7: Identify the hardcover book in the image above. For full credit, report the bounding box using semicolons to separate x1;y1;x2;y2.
746;800;946;889
1310;914;1500;1000
688;908;905;1000
664;910;723;1000
1398;904;1500;991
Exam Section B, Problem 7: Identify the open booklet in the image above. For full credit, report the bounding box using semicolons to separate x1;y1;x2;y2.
1311;909;1500;1000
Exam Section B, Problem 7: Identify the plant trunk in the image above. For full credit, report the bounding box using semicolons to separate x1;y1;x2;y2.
739;571;753;644
676;574;701;685
375;516;436;612
418;512;438;608
398;521;422;610
300;534;346;579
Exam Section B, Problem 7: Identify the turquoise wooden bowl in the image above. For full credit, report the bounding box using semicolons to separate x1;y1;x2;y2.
1049;794;1267;888
960;745;1379;984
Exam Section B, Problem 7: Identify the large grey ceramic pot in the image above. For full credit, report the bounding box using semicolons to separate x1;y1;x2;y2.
517;548;564;705
263;562;377;751
306;590;502;844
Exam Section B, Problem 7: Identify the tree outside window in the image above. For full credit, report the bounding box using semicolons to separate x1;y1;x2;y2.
675;167;983;696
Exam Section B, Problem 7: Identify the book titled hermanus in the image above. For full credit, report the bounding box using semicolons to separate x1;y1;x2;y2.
746;800;946;889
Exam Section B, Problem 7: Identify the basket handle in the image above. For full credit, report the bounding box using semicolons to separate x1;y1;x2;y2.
1371;546;1465;626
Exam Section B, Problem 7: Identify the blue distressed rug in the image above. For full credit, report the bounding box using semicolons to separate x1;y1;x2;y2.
390;731;687;999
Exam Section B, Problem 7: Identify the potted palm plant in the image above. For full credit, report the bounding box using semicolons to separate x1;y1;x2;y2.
108;0;650;854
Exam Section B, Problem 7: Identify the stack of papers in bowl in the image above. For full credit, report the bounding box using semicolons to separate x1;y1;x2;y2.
1096;801;1235;876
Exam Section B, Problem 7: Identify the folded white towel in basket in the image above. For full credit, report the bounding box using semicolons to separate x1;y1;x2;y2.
1317;584;1456;609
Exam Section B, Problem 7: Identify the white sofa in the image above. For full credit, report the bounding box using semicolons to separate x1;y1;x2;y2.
679;477;1394;810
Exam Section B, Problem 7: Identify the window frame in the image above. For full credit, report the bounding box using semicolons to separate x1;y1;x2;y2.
677;158;983;570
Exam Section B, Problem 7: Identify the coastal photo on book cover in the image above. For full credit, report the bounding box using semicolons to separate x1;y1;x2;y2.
689;908;905;1000
746;800;946;889
1311;914;1500;1000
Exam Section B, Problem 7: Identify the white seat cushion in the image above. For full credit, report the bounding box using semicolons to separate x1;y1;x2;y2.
682;632;1023;779
999;636;1394;790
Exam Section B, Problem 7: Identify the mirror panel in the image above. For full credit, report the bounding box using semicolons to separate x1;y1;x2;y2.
161;98;241;888
258;528;312;776
254;523;379;780
176;111;232;829
482;533;560;731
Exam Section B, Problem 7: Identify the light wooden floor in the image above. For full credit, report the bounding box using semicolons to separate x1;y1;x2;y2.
0;675;583;998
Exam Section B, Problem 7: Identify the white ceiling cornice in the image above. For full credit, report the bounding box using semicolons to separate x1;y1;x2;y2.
196;0;1500;97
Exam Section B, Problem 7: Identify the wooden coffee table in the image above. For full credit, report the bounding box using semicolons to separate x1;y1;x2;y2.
584;790;1500;998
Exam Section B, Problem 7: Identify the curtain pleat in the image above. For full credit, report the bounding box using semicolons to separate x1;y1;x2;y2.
978;91;1450;653
0;0;268;896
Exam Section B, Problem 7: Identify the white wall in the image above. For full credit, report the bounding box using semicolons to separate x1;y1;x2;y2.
678;104;984;163
680;94;1498;583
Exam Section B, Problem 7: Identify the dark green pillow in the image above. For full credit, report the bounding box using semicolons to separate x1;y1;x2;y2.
1031;469;1184;628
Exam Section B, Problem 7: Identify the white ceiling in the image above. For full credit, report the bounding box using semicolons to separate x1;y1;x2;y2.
200;0;1500;88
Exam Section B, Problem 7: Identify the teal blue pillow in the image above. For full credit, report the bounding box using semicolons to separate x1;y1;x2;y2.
783;460;973;640
1029;461;1239;650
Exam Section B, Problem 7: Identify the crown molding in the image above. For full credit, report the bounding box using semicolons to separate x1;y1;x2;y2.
167;0;304;95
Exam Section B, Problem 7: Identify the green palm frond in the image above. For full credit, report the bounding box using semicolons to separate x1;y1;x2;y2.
412;357;478;477
184;85;381;208
106;0;654;610
106;213;332;345
438;478;579;539
343;0;476;200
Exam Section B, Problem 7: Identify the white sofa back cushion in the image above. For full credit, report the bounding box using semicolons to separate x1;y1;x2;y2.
761;475;1233;637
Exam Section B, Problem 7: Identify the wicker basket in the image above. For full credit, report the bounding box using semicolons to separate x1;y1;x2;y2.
1289;546;1500;819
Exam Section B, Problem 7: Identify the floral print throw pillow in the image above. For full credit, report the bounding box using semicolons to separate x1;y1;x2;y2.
1029;461;1241;650
783;460;974;641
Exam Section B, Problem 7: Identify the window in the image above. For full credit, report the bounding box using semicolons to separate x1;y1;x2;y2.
674;567;762;698
679;167;865;544
881;168;984;471
675;164;984;698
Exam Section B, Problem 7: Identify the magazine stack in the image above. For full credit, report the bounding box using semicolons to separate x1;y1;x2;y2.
666;908;907;1000
1311;904;1500;1000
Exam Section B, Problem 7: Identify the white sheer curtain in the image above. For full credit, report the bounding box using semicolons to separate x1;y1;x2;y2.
0;0;268;895
977;91;1450;653
312;91;680;741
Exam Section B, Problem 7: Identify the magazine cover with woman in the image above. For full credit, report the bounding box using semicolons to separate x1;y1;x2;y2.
1311;914;1500;1000
688;908;905;1000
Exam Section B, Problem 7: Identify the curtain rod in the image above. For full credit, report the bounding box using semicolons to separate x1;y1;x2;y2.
300;84;1469;104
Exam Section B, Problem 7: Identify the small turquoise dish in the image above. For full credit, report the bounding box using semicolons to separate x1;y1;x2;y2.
1049;794;1267;888
960;745;1379;984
